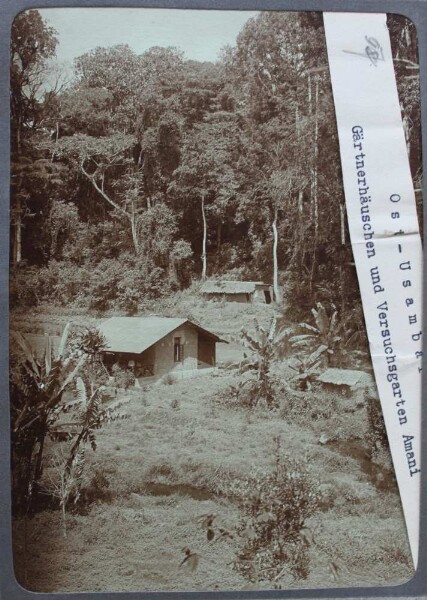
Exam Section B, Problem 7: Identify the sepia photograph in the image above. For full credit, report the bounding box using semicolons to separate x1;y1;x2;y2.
9;7;422;593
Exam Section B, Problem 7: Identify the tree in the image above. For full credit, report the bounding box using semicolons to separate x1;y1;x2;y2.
170;117;239;279
11;10;58;152
10;10;60;267
237;318;291;409
10;324;85;514
53;133;143;251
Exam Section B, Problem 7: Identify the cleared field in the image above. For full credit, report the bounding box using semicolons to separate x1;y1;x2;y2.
13;369;413;592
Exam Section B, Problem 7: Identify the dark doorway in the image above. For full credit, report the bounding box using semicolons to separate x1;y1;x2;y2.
264;290;272;304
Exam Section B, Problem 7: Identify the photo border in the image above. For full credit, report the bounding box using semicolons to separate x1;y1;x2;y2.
1;0;426;598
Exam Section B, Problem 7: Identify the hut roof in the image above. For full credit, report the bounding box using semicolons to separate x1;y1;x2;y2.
200;280;269;295
98;316;226;354
317;368;374;388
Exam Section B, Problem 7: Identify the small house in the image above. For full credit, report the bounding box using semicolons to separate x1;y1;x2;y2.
200;280;273;304
99;316;227;380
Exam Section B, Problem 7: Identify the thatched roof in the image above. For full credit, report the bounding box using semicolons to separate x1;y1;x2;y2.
200;280;269;295
99;317;226;354
317;368;374;388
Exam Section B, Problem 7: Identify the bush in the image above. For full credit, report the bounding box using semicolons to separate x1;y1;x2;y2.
232;440;321;582
111;364;135;389
10;254;173;313
364;387;389;459
79;467;113;506
161;373;177;386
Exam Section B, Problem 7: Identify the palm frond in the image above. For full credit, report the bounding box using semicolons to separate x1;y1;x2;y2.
267;317;277;342
58;354;87;396
11;330;40;377
75;377;88;406
298;323;319;334
240;329;262;353
57;322;71;360
308;344;328;364
44;336;53;376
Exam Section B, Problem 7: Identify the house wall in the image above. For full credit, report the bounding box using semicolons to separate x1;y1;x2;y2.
102;348;155;377
204;292;251;303
197;334;216;368
254;286;272;303
153;325;198;375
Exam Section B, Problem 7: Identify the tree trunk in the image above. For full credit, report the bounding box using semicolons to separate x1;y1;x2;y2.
62;502;67;537
215;222;222;272
81;163;140;254
340;203;346;245
298;190;303;214
130;212;139;254
13;194;22;267
309;78;319;291
33;431;46;488
169;260;179;286
272;207;281;303
201;194;207;281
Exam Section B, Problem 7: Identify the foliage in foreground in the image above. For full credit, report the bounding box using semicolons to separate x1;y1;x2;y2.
10;325;128;518
236;318;291;409
233;438;321;583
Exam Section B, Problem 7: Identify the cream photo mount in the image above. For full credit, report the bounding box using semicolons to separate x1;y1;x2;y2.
1;1;426;599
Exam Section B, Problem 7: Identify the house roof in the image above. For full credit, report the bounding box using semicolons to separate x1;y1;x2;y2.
98;316;226;354
200;280;269;295
317;368;374;388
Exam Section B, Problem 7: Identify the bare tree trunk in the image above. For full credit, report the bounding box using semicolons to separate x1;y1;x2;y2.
298;190;303;214
13;194;22;266
61;501;67;538
130;201;139;254
81;163;140;255
169;260;179;286
272;207;281;303
51;122;59;162
340;203;346;245
309;78;319;291
295;104;300;138
12;162;25;267
215;222;222;272
201;194;207;281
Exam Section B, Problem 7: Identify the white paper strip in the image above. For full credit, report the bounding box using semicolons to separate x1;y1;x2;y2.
323;12;422;568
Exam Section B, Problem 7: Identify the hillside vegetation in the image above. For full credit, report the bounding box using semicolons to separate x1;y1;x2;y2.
13;367;413;592
11;297;414;592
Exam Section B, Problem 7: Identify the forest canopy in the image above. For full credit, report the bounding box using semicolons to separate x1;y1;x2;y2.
10;10;422;322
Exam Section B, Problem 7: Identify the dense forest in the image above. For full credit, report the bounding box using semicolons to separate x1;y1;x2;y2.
10;10;421;326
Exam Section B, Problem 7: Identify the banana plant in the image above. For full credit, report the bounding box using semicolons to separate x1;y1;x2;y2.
237;318;292;408
288;345;326;390
10;323;87;514
11;323;129;516
290;302;341;365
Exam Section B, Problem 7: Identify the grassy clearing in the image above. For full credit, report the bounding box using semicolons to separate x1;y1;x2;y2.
13;366;413;592
10;285;279;338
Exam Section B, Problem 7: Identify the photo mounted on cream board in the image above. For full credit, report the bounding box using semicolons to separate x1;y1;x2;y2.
9;6;422;593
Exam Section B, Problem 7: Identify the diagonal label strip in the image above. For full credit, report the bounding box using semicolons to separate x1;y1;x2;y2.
324;12;422;568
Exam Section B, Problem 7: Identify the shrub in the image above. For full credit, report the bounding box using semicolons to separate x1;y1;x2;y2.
237;318;291;409
161;373;177;386
232;440;321;582
79;467;113;506
111;364;135;389
364;387;389;459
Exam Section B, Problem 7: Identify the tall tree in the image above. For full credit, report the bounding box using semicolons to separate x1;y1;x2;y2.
170;116;239;279
10;10;60;267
